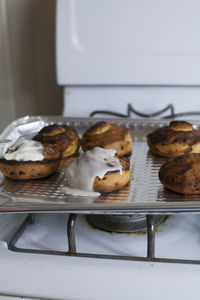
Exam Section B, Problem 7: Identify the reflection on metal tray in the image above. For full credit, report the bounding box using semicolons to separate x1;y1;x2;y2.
1;115;200;214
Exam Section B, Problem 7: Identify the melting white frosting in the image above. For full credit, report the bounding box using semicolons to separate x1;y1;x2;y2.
64;147;122;196
4;138;44;161
62;186;100;197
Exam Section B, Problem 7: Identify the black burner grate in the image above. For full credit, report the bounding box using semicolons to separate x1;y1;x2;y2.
90;103;200;119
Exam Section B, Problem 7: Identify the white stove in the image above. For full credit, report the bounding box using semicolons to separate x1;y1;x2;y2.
2;0;200;299
1;213;200;300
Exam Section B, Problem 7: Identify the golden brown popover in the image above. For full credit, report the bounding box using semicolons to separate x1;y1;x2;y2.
147;121;200;158
81;121;132;156
0;142;61;180
93;156;130;193
33;124;80;158
159;153;200;194
65;147;130;194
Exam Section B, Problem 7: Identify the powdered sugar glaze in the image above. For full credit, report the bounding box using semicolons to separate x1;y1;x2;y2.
63;147;122;196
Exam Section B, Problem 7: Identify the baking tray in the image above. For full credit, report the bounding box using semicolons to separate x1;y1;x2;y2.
1;115;200;215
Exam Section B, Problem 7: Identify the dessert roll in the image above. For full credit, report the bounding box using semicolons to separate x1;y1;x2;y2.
0;139;60;180
33;124;80;158
159;153;200;194
64;147;130;195
81;121;132;156
93;155;130;193
147;120;200;158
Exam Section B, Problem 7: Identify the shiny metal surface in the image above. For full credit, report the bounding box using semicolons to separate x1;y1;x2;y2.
67;214;77;253
147;215;155;258
1;116;200;214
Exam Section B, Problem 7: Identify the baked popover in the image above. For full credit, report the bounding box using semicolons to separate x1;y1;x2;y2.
81;121;132;156
147;120;200;158
33;124;80;158
159;153;200;194
0;139;61;180
65;147;130;194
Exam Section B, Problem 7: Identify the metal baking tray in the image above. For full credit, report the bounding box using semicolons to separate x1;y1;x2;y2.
1;115;200;215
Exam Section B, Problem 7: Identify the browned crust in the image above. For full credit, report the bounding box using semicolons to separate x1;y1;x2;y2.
0;158;60;180
93;156;130;193
81;121;132;156
168;120;193;131
159;153;200;194
86;121;111;135
33;124;80;158
147;121;200;157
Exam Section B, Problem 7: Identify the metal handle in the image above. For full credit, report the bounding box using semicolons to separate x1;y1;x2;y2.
67;213;77;253
146;215;155;258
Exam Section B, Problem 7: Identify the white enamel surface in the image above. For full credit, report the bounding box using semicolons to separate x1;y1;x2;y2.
56;0;200;85
1;214;200;299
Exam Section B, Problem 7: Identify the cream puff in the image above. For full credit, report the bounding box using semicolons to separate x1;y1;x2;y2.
159;153;200;194
0;139;60;180
64;147;130;195
147;120;200;158
33;124;80;158
81;121;132;156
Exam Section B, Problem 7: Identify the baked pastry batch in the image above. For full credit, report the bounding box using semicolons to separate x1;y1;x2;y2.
148;120;200;195
3;118;200;196
0;121;132;195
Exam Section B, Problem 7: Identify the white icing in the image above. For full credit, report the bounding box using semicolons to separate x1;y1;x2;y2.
62;186;100;197
4;139;44;161
64;147;122;195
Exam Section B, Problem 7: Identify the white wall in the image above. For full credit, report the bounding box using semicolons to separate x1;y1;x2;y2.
0;0;62;132
0;0;16;131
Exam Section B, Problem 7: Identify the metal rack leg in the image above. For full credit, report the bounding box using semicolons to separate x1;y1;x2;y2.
146;215;155;258
28;213;35;224
8;213;35;251
67;214;77;253
7;212;200;264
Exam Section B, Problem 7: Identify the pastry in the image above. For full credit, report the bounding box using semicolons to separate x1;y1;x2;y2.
147;120;200;158
159;153;200;194
0;139;61;180
81;121;132;156
33;124;80;158
93;155;130;193
64;147;130;195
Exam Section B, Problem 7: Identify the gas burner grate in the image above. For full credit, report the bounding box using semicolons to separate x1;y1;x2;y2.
90;103;200;119
87;214;165;233
7;213;200;265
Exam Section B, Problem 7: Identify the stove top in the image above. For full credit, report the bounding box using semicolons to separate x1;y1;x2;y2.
1;213;200;299
1;107;200;299
7;213;200;261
